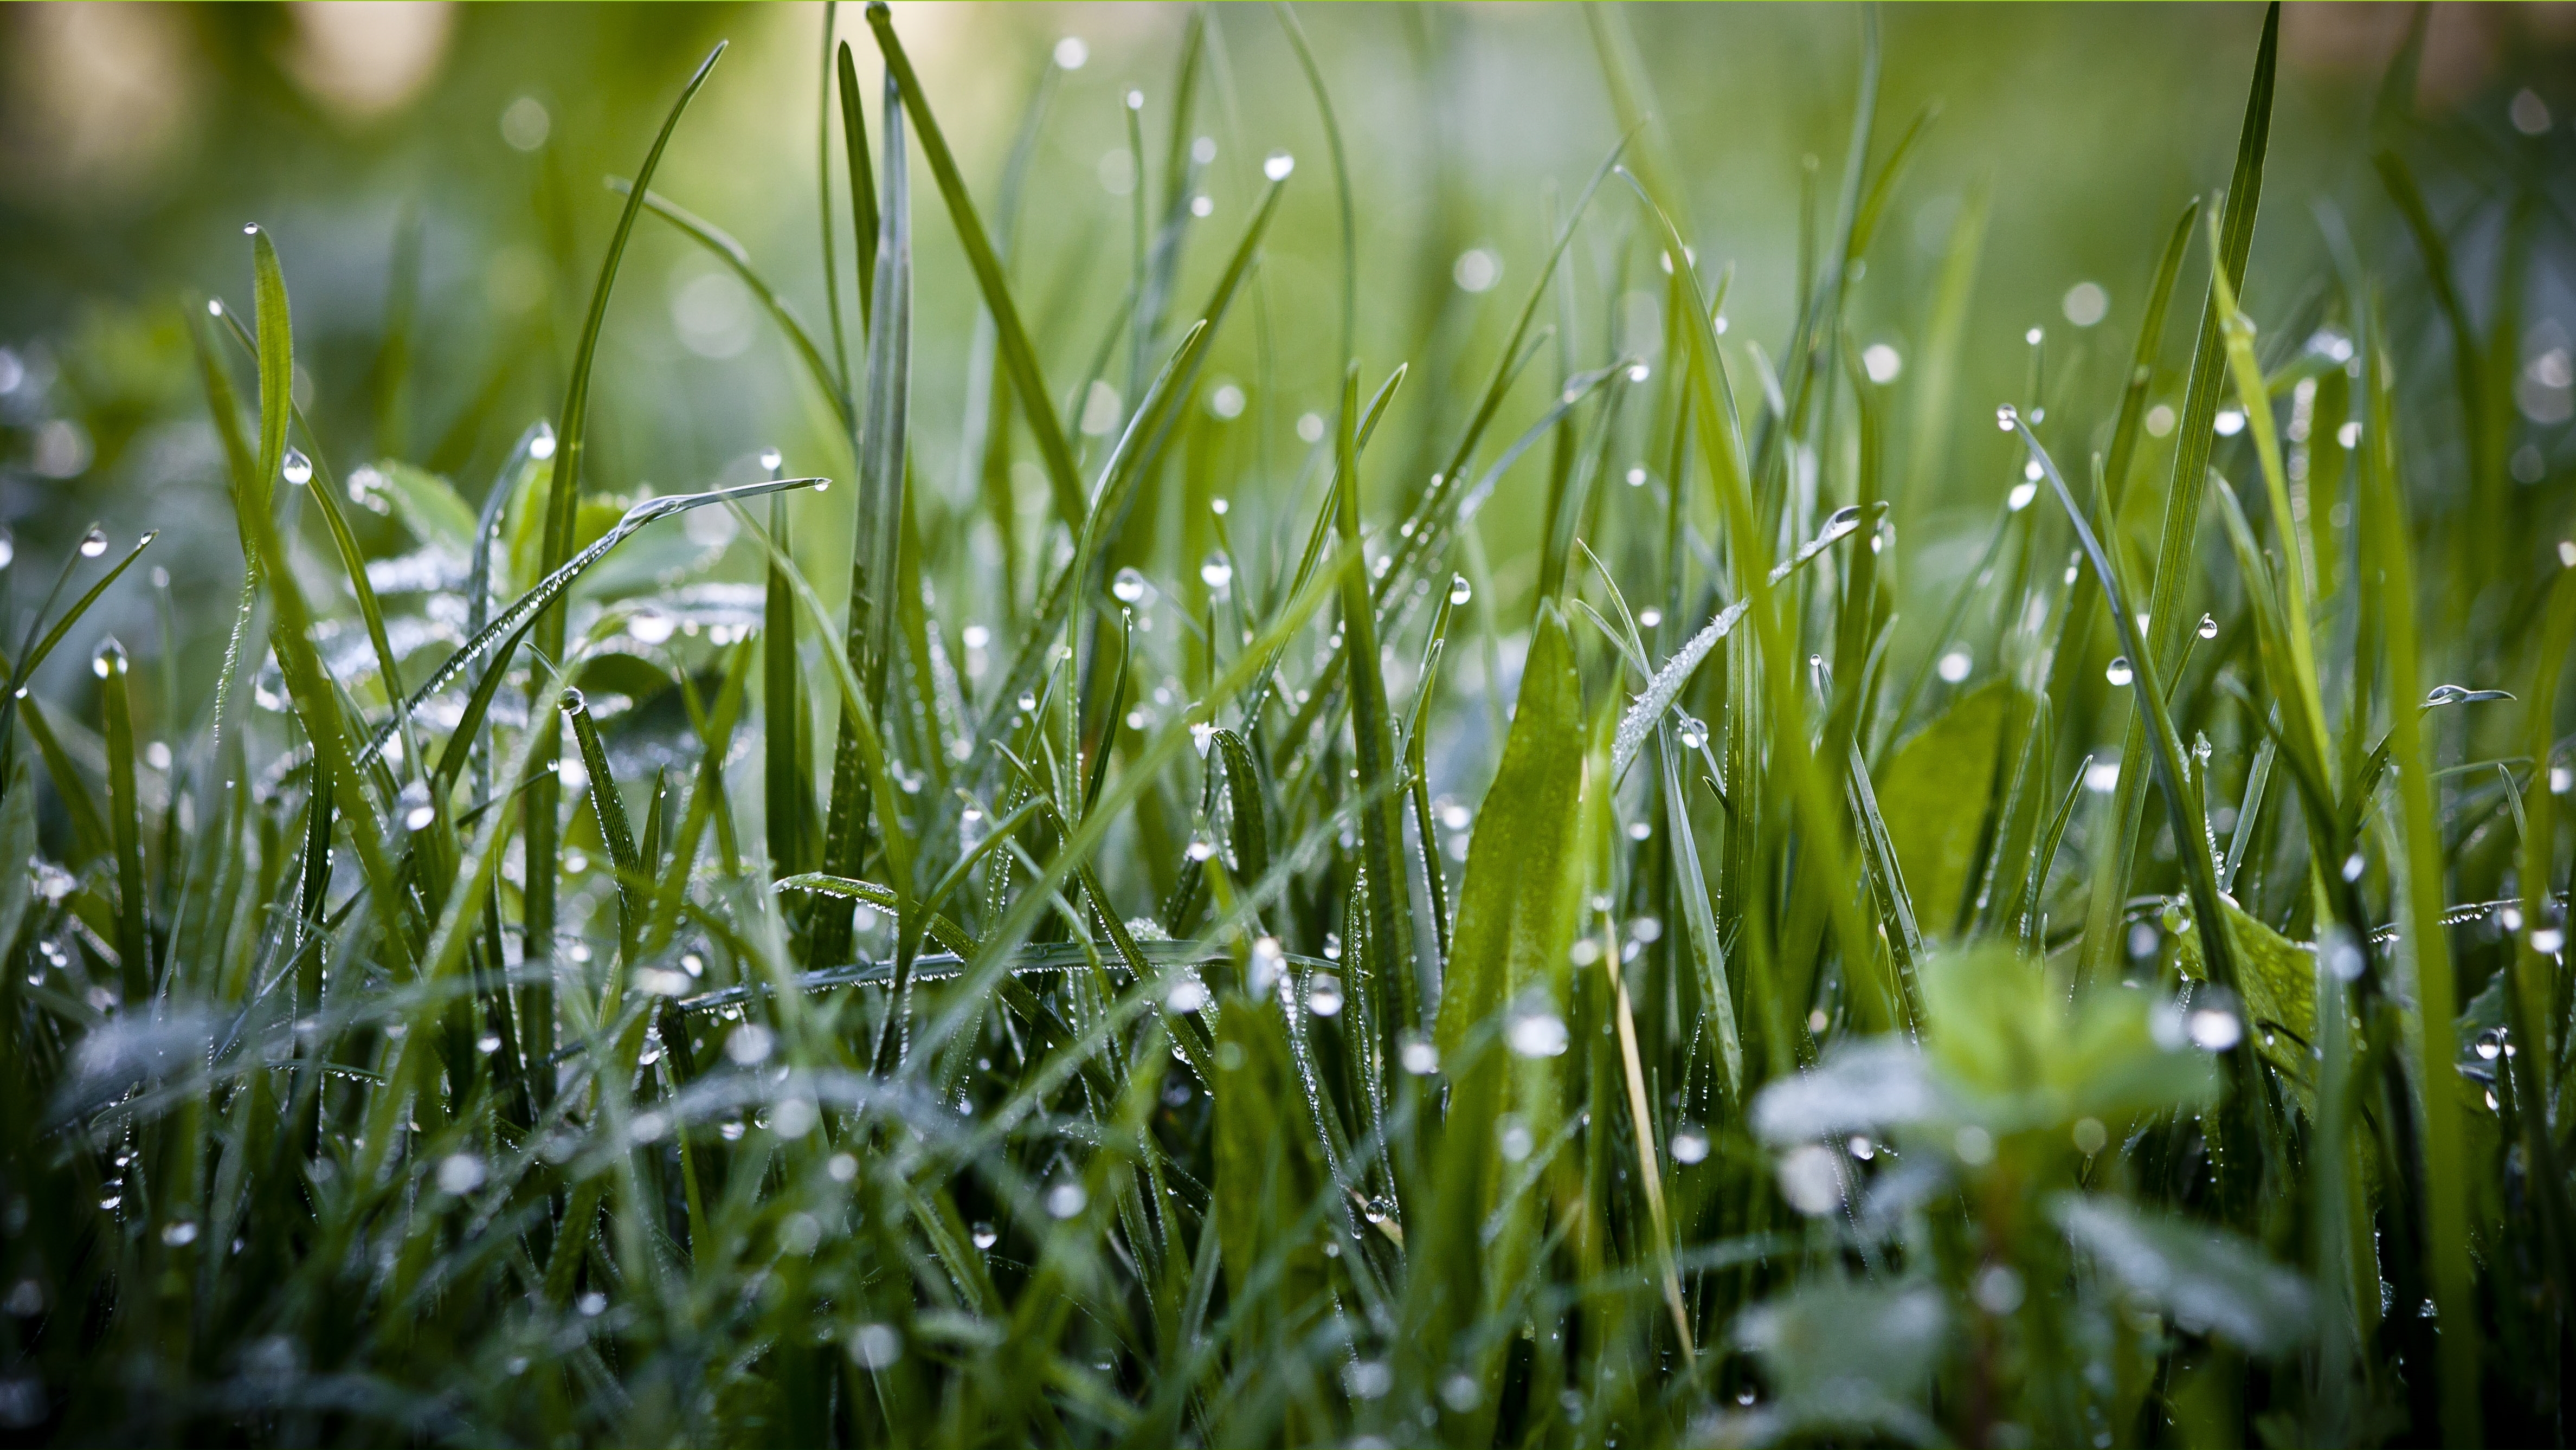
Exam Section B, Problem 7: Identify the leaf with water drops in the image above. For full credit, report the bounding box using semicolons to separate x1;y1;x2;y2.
2051;1194;2313;1354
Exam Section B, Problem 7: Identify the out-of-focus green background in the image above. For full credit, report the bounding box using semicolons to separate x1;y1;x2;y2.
0;2;2567;707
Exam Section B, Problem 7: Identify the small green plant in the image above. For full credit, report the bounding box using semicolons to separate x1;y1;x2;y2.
1;4;2570;1447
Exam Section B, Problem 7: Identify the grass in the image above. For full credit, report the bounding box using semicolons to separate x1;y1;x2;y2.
3;3;2574;1446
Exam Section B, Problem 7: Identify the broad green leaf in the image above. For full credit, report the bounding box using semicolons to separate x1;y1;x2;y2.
1735;1283;1947;1446
2052;1194;2313;1354
363;460;480;562
1434;603;1585;1061
2174;896;2317;1081
1873;678;2030;939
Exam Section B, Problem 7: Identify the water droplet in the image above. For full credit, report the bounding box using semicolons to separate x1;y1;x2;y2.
79;528;108;558
758;447;782;471
2187;1008;2242;1051
1448;575;1473;607
2025;327;2045;346
1937;649;1972;684
1507;1009;1568;1058
1199;555;1233;591
1306;972;1344;1017
2007;481;2038;511
2105;657;2134;687
1110;567;1148;605
1670;1126;1709;1164
1400;1033;1439;1075
1263;151;1295;182
527;424;557;461
1995;404;2019;432
2214;409;2246;437
2533;928;2566;956
1046;1182;1087;1219
971;1221;999;1250
282;449;313;486
2342;852;2367;882
1677;717;1708;751
1016;691;1038;714
2197;614;2220;640
1862;344;1902;383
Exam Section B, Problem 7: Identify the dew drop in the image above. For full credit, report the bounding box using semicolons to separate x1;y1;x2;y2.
1199;555;1233;590
1448;575;1473;607
2007;481;2038;511
2105;657;2134;687
1263;151;1295;182
1111;566;1148;605
282;449;313;486
1937;649;1972;684
1995;404;2019;432
80;528;108;558
2197;614;2219;640
1306;973;1344;1017
758;447;782;471
971;1221;999;1249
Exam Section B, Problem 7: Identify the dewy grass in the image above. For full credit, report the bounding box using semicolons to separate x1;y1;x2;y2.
3;3;2573;1446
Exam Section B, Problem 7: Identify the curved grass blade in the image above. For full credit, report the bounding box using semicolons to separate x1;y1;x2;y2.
613;179;848;433
1611;503;1872;779
356;475;827;776
812;67;912;971
866;3;1082;526
530;43;725;1046
2015;420;2254;1061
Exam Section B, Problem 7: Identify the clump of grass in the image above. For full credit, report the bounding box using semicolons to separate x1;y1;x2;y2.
3;4;2572;1446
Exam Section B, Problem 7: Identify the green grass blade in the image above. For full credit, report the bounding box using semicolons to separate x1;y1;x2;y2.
2356;318;2481;1448
867;3;1082;527
812;66;913;970
2090;1;2276;983
97;641;149;1002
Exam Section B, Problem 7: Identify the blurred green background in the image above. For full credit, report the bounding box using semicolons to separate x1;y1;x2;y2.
0;1;2569;711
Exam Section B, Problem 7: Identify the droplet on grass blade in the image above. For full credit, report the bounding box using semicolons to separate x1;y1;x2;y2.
1507;1009;1567;1058
283;449;313;486
1670;1125;1709;1164
2187;1009;2242;1052
1306;973;1344;1017
1264;150;1295;181
2105;658;2134;687
80;528;108;558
